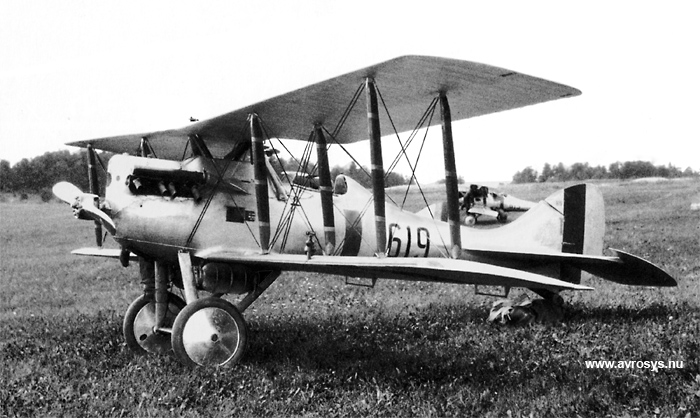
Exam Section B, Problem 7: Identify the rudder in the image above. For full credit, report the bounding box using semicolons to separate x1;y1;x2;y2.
551;184;605;283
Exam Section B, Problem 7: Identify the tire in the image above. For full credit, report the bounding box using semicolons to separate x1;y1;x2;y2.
171;297;247;368
123;292;186;355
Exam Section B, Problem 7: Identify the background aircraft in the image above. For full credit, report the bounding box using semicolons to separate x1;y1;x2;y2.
53;56;675;368
416;184;537;225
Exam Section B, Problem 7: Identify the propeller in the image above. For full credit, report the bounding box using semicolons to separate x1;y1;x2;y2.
53;181;90;205
52;181;116;238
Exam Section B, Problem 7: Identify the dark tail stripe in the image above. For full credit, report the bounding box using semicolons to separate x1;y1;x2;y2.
562;184;586;254
562;184;586;284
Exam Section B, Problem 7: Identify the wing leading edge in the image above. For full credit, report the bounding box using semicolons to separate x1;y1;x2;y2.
68;56;581;159
195;251;593;292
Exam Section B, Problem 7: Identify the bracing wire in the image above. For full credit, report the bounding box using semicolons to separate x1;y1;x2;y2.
372;86;450;258
258;118;321;253
185;117;260;249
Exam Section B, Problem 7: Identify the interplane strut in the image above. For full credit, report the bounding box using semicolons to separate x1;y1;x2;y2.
366;78;387;255
439;94;462;258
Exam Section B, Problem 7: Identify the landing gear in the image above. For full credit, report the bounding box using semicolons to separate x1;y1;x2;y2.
171;297;248;368
496;209;508;223
465;215;477;226
123;292;186;355
125;253;279;367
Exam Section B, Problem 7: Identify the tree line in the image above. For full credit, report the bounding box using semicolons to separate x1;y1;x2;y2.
4;151;695;200
0;150;412;201
512;161;698;184
1;150;113;201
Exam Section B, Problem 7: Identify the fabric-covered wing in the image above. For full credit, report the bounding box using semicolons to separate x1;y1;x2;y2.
196;251;592;292
68;55;580;159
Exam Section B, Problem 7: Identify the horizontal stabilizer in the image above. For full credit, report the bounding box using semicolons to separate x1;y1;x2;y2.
196;250;593;292
585;248;677;287
465;248;676;287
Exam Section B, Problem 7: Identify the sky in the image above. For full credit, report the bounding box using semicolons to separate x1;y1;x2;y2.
1;0;698;183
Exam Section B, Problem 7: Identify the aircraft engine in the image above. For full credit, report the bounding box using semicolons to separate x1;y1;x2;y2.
127;165;208;200
199;263;254;295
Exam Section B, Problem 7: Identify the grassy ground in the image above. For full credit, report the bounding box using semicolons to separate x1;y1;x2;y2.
1;179;699;417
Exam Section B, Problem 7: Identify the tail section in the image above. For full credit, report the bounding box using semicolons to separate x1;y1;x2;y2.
465;183;676;287
502;183;605;283
464;184;604;259
464;183;604;284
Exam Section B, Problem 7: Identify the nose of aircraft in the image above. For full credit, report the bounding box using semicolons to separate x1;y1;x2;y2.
52;181;116;236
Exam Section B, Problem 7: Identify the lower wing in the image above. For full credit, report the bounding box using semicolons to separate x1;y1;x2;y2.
71;247;138;261
196;250;593;292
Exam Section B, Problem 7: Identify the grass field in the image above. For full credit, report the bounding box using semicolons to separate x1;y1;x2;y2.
1;179;699;417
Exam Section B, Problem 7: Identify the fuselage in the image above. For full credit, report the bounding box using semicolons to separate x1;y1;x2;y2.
105;154;564;266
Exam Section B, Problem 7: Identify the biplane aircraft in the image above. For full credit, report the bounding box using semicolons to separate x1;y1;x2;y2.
53;56;676;368
416;185;537;225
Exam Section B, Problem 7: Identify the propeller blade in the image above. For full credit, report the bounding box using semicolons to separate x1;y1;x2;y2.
52;181;116;236
82;204;116;235
52;181;90;205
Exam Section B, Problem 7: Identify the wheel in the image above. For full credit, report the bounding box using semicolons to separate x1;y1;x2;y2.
465;215;477;226
123;293;186;355
171;297;248;368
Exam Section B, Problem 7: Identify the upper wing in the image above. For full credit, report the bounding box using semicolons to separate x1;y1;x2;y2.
195;250;593;292
68;55;580;159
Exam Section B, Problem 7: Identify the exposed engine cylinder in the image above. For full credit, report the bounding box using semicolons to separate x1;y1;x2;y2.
199;263;254;295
